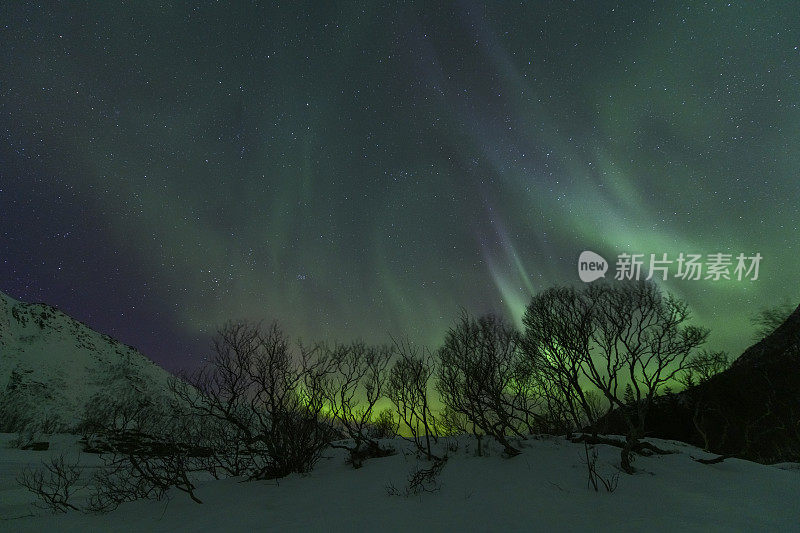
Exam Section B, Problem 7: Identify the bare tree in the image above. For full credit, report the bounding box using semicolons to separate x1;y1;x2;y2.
523;281;708;473
318;341;394;467
85;389;204;512
521;286;601;431
90;442;202;512
751;302;796;341
587;282;708;445
436;311;544;456
17;454;85;513
386;339;439;459
386;455;448;496
189;414;251;479
171;321;333;480
370;408;399;439
677;350;729;389
80;352;161;434
582;442;618;493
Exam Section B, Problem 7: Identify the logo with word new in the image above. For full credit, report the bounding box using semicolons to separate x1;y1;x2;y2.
578;251;608;282
578;251;762;282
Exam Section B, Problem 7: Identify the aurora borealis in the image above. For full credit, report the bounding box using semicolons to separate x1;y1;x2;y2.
2;2;799;372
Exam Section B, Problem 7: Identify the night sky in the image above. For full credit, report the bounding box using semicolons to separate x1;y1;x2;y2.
2;2;799;373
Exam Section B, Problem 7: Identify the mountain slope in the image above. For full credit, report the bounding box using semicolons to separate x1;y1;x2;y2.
0;290;174;433
600;303;800;463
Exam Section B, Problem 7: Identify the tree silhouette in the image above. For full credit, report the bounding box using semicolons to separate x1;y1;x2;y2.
523;281;709;472
436;311;544;456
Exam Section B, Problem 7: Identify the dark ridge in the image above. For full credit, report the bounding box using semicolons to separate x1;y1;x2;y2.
731;303;800;369
598;303;800;464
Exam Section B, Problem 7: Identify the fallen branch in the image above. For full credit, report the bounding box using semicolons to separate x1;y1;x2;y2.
570;434;675;456
691;454;730;465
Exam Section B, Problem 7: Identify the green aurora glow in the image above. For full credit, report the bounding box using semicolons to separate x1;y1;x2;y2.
1;2;798;370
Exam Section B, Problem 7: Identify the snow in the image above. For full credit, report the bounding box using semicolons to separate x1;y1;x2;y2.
2;433;798;532
0;291;173;431
2;290;798;531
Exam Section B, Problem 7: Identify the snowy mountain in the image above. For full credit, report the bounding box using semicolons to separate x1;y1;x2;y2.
601;302;800;464
0;290;174;433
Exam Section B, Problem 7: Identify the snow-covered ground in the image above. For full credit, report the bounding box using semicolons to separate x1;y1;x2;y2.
2;433;798;532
